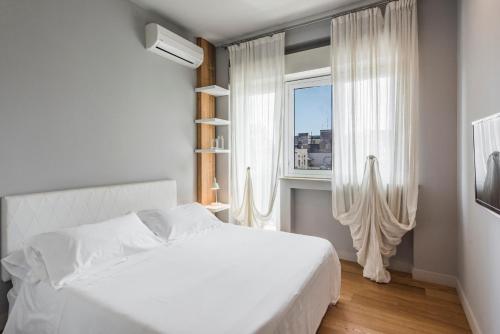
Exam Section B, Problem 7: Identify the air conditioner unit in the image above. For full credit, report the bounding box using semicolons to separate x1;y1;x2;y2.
145;23;203;69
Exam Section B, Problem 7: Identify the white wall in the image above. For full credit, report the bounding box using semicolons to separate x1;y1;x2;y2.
458;0;500;332
0;0;196;313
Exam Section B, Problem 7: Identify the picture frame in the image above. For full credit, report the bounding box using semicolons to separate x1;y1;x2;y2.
472;113;500;215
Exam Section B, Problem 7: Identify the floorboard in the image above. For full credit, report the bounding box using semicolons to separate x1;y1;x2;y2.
318;261;472;334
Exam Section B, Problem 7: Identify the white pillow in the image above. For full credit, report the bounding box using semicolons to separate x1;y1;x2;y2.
137;203;222;241
2;249;47;312
24;212;163;289
2;249;33;282
2;250;39;302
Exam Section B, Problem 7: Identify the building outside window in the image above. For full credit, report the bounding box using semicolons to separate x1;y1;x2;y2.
284;70;332;178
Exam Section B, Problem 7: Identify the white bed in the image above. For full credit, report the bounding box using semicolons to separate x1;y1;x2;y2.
1;180;341;334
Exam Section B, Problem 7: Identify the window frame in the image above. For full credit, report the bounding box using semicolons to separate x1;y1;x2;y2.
283;68;332;179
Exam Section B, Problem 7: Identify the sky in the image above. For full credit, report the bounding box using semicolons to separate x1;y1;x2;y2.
294;85;332;136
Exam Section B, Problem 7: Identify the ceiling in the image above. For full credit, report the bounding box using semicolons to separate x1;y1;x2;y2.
131;0;360;45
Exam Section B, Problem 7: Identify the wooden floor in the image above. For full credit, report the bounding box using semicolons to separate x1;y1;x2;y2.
318;261;472;334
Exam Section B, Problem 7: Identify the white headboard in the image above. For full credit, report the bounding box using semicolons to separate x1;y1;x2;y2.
1;180;177;281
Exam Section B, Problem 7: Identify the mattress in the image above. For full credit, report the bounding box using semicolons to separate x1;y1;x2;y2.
4;224;341;334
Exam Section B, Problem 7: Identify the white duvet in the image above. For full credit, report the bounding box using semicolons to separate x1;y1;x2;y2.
5;224;341;334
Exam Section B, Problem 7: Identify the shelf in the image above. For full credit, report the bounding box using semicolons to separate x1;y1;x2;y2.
205;203;230;213
195;148;230;154
195;118;230;126
195;85;230;97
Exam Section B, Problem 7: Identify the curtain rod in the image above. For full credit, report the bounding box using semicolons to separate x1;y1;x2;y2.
219;0;395;48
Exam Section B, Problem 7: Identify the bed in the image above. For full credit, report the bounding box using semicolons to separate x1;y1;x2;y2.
1;180;341;334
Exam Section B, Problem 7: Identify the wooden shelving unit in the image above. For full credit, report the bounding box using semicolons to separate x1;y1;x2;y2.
195;38;216;205
195;39;230;207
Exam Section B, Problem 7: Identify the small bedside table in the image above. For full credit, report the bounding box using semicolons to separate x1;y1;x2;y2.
205;203;230;213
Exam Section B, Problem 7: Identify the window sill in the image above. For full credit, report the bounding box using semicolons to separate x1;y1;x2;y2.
280;176;331;182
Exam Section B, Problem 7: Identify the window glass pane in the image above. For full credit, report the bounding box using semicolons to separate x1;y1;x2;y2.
294;85;332;170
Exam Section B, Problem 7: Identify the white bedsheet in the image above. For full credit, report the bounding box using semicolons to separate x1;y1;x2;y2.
5;224;341;334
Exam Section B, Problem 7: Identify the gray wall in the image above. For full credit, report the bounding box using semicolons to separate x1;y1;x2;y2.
458;0;500;332
285;45;330;73
215;47;230;222
0;0;196;313
216;0;458;275
413;0;458;277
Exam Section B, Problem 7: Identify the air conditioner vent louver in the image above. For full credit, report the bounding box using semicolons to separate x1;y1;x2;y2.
155;46;194;65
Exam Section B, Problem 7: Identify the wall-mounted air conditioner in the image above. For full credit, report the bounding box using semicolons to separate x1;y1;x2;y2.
145;23;203;69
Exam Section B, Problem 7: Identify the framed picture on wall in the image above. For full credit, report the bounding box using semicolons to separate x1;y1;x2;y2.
473;113;500;215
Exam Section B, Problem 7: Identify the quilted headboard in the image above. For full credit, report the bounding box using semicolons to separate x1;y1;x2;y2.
1;180;177;281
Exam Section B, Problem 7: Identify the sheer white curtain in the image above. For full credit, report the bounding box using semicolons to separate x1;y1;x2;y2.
331;0;419;282
228;34;285;228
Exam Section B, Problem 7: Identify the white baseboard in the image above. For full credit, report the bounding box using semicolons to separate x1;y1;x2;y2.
456;279;483;334
411;267;457;287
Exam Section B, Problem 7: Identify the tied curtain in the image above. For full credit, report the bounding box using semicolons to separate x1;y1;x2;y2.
331;0;419;282
228;34;285;228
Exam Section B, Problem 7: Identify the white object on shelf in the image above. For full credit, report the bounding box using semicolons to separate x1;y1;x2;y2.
211;135;225;150
205;203;230;213
218;135;224;149
195;85;230;97
210;177;221;204
195;148;230;154
195;118;230;126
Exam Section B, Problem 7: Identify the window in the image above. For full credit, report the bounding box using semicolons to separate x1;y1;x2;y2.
284;69;332;178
